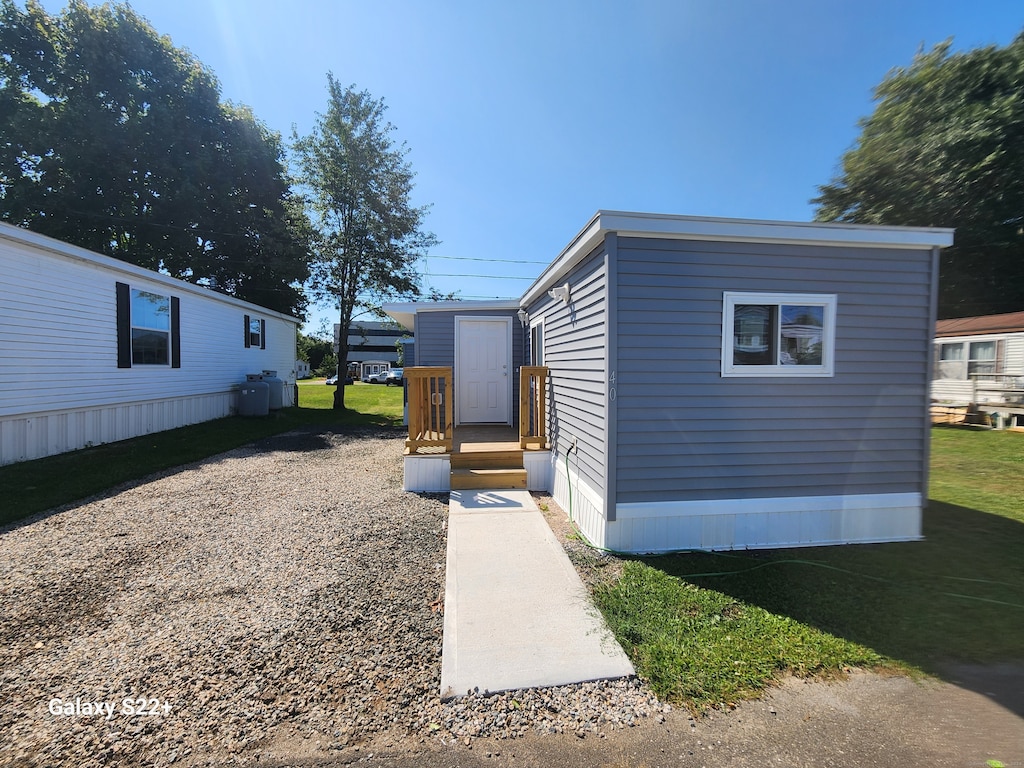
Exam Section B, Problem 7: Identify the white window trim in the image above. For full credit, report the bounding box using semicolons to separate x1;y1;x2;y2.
934;336;1006;381
721;291;837;377
530;316;544;366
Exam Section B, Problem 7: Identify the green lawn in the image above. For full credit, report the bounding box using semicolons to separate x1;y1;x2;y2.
590;427;1024;711
0;381;404;525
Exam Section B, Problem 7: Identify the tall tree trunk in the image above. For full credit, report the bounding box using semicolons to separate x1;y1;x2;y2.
333;305;348;410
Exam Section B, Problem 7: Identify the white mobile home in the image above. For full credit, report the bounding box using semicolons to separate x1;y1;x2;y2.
0;223;300;466
387;211;954;553
931;311;1024;407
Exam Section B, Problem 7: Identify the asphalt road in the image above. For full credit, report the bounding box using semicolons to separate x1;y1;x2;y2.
250;664;1023;768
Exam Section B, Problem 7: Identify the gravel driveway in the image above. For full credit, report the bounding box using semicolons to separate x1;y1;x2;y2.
0;428;657;767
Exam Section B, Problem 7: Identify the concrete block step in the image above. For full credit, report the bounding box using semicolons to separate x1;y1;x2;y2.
450;468;527;490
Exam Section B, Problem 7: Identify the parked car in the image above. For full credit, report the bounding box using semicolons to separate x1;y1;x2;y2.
325;375;338;385
364;370;390;384
385;368;404;386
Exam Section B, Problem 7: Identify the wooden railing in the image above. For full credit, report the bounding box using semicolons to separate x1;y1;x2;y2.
405;367;453;453
519;366;549;449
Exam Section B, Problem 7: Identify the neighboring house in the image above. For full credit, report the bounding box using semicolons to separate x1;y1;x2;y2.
931;311;1024;407
386;210;954;554
359;360;391;382
334;320;410;366
0;223;300;466
296;360;312;379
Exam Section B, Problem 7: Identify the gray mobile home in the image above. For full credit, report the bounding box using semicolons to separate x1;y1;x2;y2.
387;211;953;553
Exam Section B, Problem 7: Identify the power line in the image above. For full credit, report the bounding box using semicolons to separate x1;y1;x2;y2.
424;272;534;280
425;254;549;265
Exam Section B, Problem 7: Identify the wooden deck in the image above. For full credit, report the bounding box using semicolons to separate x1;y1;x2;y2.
453;425;520;453
403;365;550;490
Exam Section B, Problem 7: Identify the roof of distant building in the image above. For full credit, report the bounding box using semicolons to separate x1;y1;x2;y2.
935;310;1024;337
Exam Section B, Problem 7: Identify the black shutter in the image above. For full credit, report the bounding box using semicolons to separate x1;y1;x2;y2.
260;319;266;349
171;296;181;368
244;314;251;348
116;282;131;368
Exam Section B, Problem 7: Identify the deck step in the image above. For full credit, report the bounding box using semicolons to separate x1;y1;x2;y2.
450;450;524;470
450;468;528;490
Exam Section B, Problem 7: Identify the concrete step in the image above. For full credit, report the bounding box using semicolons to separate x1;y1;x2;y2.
450;450;524;470
450;468;527;490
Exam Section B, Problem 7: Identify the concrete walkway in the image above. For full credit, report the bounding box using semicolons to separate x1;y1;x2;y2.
440;489;635;700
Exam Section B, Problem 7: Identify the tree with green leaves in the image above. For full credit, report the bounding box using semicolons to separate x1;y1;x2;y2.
293;75;437;409
813;34;1024;318
0;0;309;316
297;331;334;373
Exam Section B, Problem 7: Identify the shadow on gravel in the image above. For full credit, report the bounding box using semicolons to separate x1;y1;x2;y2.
641;501;1024;718
0;424;407;535
248;425;406;454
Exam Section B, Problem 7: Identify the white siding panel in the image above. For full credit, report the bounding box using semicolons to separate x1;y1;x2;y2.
403;455;451;492
1006;336;1024;372
552;454;606;549
607;493;921;553
0;392;234;465
931;380;975;403
523;450;554;492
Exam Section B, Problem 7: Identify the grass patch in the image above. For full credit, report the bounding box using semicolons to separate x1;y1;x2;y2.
929;426;1023;517
0;382;404;525
591;427;1024;711
296;378;404;420
595;563;885;709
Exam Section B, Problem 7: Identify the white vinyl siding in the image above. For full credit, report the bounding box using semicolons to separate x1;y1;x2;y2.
0;225;299;464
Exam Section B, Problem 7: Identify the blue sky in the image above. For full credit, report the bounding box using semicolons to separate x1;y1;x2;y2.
40;0;1024;334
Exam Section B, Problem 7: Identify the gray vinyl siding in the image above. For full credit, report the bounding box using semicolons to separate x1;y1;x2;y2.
413;307;525;423
526;245;608;496
614;237;934;504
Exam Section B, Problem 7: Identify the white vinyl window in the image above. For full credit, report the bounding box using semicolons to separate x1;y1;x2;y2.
934;340;1002;380
722;292;837;377
967;340;998;377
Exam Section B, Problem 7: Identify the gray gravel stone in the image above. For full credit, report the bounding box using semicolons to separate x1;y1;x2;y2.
0;428;655;766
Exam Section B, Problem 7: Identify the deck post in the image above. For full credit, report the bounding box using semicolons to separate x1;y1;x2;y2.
519;366;549;449
404;367;454;453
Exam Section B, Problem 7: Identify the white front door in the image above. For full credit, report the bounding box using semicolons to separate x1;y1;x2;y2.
456;317;511;424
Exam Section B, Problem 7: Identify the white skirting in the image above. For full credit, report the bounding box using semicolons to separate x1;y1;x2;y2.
549;451;923;553
523;450;554;491
0;391;236;466
552;453;607;549
608;493;922;553
403;454;451;492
